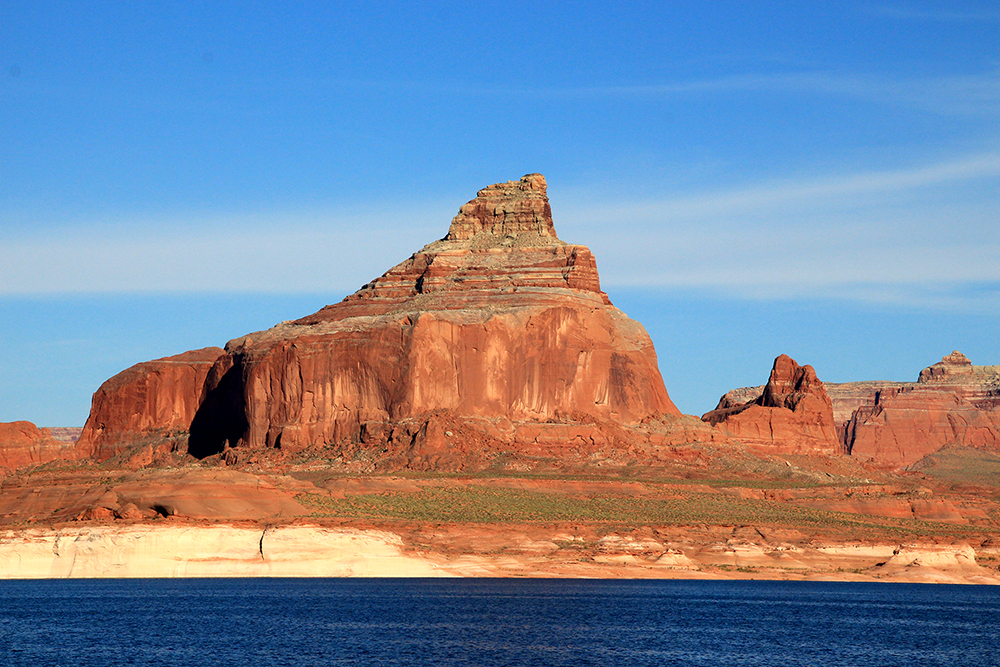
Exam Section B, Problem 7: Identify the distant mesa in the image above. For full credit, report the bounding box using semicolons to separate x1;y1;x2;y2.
711;351;1000;469
78;174;682;469
918;351;976;384
844;351;1000;468
0;421;78;470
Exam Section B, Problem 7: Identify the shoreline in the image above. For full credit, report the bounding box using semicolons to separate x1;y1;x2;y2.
2;522;997;585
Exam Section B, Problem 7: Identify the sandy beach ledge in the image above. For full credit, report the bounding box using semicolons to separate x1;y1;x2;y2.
2;523;998;584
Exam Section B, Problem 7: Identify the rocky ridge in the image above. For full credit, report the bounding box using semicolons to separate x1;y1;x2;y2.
711;352;1000;468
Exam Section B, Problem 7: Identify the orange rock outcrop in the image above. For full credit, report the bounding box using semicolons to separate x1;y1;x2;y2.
844;352;1000;468
192;174;678;457
0;421;76;469
701;355;842;455
710;352;1000;468
77;347;225;461
82;175;680;465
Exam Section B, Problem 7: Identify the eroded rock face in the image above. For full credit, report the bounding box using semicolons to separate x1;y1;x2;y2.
701;355;841;455
77;347;225;461
846;388;1000;469
833;352;1000;468
444;173;555;241
0;421;76;469
192;175;678;457
83;175;679;466
915;351;1000;410
919;351;974;383
715;352;1000;469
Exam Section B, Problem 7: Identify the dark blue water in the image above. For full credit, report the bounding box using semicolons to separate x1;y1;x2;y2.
1;578;998;666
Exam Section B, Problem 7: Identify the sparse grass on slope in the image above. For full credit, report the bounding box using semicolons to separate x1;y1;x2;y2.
910;447;1000;489
297;486;990;539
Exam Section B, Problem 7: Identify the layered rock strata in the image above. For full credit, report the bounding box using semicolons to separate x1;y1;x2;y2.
0;525;449;578
702;355;842;456
840;352;1000;468
1;524;996;583
82;175;680;466
845;387;1000;468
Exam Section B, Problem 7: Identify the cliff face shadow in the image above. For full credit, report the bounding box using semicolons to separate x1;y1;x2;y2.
188;359;247;459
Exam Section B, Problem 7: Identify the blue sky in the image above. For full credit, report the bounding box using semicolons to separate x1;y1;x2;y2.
2;2;998;426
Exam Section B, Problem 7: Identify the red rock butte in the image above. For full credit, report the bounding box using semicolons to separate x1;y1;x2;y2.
710;351;1000;469
78;174;680;464
702;354;841;456
0;421;78;470
844;351;1000;468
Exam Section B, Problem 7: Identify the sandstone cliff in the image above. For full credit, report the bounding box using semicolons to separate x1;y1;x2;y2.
701;355;842;456
192;174;678;461
77;347;225;461
82;175;680;468
0;421;77;470
713;352;1000;469
844;352;1000;468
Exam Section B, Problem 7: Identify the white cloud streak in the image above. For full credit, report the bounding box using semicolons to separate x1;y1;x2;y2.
571;70;1000;116
867;5;1000;22
242;67;1000;117
575;152;1000;221
2;153;998;313
0;211;439;295
565;152;1000;310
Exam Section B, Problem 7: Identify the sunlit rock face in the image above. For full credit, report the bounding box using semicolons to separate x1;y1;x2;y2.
701;354;842;456
78;174;680;464
836;352;1000;469
77;347;225;461
193;173;679;456
704;351;1000;468
0;421;77;469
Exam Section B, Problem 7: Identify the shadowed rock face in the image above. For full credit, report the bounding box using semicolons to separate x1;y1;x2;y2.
77;347;225;461
81;175;680;463
701;355;842;456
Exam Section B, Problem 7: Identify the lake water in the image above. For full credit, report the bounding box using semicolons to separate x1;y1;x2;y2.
1;578;998;666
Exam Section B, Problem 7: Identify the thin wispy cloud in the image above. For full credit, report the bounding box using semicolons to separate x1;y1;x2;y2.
91;60;993;119
565;153;1000;311
563;70;1000;116
0;210;440;295
3;154;997;315
574;152;1000;222
868;4;1000;21
0;152;1000;301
